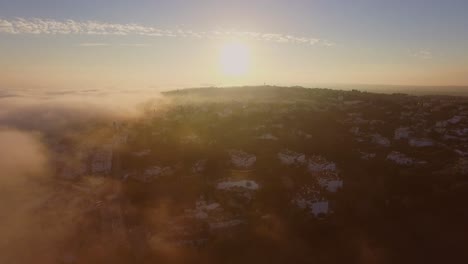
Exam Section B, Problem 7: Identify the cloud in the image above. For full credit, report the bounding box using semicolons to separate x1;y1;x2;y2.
0;88;165;263
0;129;49;185
79;42;110;47
78;43;151;47
0;17;334;47
119;43;151;47
0;129;134;263
0;128;88;264
412;50;433;60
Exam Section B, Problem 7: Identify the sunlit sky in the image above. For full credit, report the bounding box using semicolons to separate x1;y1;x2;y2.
1;0;468;90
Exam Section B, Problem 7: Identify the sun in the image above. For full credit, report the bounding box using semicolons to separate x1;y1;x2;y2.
219;41;250;76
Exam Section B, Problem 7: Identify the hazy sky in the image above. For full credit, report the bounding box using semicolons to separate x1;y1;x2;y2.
1;0;468;90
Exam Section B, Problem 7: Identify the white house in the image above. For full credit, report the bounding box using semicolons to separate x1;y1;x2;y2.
278;150;307;166
229;150;257;168
386;151;414;165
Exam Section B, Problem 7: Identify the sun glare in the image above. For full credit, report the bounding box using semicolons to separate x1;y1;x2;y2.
219;41;250;76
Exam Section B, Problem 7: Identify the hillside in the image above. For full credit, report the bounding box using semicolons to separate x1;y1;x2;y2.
33;86;467;263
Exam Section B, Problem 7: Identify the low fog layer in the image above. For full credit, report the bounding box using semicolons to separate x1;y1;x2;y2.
0;88;161;263
0;87;163;131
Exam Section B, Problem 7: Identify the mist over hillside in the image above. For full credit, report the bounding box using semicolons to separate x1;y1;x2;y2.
0;86;467;263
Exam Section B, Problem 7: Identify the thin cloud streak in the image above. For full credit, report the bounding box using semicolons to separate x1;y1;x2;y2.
78;42;110;47
119;43;151;47
77;43;151;47
0;17;334;47
412;50;433;60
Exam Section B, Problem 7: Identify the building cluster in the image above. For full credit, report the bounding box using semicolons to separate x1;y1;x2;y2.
49;87;468;253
